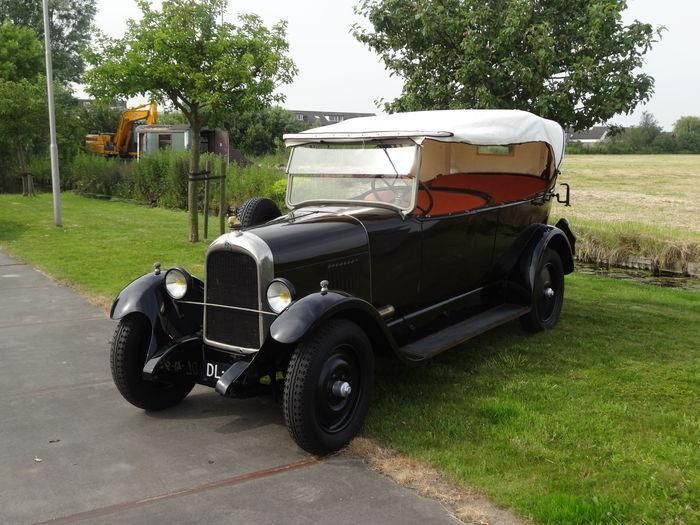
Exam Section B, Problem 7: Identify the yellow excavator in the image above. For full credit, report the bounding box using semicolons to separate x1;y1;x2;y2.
85;103;157;158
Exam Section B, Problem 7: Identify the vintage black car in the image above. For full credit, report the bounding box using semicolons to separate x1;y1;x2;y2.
109;110;575;454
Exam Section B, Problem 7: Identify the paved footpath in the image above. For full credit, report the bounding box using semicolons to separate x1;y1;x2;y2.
0;250;460;525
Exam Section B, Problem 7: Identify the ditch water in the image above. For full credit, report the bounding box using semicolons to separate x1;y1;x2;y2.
576;262;700;290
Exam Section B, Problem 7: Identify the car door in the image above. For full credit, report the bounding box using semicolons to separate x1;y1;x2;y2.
418;207;500;306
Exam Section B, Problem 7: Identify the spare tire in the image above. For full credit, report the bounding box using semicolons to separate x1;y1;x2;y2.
237;197;281;228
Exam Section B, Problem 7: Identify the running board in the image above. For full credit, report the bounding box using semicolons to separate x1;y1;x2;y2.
399;304;531;361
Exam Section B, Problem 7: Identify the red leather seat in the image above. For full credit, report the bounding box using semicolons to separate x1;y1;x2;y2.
417;173;548;217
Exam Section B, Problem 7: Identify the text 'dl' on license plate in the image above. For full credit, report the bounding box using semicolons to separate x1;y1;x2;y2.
204;361;231;381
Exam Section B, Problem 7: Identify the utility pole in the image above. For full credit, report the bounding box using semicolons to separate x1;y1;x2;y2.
42;0;62;227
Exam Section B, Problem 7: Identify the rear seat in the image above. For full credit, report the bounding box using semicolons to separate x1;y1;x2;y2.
418;173;549;217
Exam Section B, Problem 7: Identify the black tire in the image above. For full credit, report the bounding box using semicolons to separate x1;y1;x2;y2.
110;315;195;411
237;197;281;228
520;248;565;332
283;319;374;455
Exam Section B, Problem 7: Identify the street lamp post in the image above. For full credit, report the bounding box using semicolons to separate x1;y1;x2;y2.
42;0;62;227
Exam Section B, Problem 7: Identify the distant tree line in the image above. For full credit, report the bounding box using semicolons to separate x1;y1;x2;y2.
568;113;700;154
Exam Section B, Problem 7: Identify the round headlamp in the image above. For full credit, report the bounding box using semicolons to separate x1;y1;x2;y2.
164;268;190;299
266;279;294;313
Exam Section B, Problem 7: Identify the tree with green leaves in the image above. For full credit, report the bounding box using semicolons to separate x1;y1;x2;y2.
80;101;123;135
673;116;700;137
353;0;662;130
618;111;662;149
0;78;48;174
224;106;311;156
0;0;96;83
0;23;47;179
0;19;86;189
85;0;297;241
0;22;44;82
673;116;700;152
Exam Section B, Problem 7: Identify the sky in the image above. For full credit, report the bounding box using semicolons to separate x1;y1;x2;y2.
89;0;700;130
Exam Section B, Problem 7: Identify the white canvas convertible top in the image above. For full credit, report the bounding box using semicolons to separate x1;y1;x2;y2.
284;109;566;168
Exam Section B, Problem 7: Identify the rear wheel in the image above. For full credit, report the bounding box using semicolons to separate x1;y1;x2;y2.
283;319;374;455
520;248;565;332
110;315;194;411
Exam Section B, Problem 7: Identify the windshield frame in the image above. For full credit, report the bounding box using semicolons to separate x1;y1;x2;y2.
285;142;421;214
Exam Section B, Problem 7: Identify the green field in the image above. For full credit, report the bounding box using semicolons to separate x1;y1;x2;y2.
0;191;697;524
556;155;699;236
554;155;700;271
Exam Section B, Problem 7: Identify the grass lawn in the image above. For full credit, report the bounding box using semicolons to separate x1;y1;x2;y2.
1;193;698;524
369;273;699;524
0;193;207;303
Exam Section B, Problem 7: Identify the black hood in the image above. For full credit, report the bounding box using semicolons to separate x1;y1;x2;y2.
249;206;385;267
246;205;399;300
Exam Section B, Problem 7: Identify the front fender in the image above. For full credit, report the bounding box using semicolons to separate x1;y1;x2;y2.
110;271;203;361
110;272;165;325
269;291;398;354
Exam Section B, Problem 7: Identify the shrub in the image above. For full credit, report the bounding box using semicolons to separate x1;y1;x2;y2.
25;157;52;184
66;152;132;196
270;178;288;207
62;149;289;214
130;151;169;205
227;153;287;210
131;149;212;208
160;154;190;209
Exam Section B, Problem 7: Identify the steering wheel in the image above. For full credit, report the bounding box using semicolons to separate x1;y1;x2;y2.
370;175;404;203
416;181;434;215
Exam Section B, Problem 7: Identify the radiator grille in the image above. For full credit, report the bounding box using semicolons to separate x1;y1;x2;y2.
205;250;260;349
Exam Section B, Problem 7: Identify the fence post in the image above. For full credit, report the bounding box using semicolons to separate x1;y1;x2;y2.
219;155;227;235
203;159;211;239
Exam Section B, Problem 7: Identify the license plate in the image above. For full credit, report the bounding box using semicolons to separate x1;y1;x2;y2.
203;361;231;381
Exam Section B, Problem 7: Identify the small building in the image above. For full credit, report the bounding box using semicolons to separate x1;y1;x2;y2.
289;110;375;126
567;126;610;145
134;124;229;159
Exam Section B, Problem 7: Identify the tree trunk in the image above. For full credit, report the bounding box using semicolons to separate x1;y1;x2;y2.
188;118;201;242
203;158;211;239
219;155;227;234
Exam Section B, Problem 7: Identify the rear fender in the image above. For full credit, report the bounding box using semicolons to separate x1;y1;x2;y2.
110;271;203;361
521;224;575;296
269;291;399;356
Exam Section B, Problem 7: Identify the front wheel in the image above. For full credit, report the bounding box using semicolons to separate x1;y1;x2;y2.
520;248;565;332
110;315;194;411
283;319;374;455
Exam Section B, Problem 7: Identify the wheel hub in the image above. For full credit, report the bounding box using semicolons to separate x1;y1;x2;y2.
332;381;352;398
544;287;555;298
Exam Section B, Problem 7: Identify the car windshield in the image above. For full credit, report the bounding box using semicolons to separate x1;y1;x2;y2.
287;144;419;211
